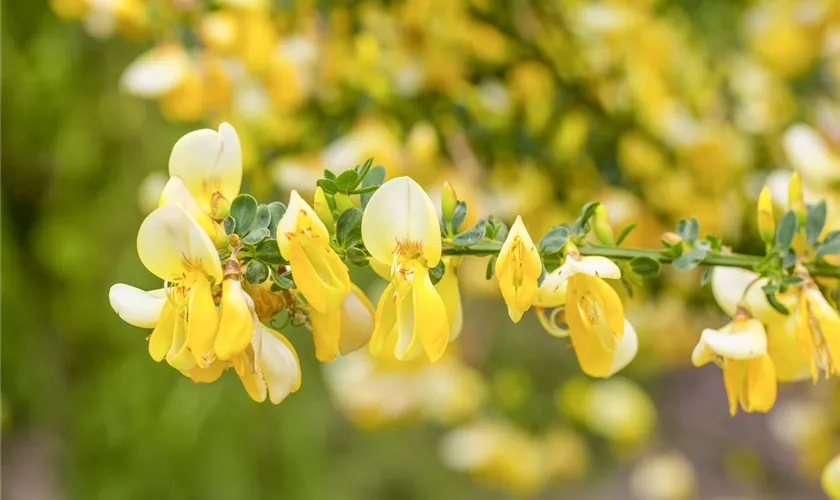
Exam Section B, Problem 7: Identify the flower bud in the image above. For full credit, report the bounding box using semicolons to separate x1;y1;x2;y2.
313;186;334;228
210;192;231;220
789;171;806;226
592;204;614;245
213;227;230;249
662;232;682;246
334;192;356;215
442;181;458;224
757;186;775;244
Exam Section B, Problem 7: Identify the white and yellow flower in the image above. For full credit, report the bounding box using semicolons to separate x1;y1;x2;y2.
495;216;542;322
309;284;375;362
232;314;302;405
362;176;449;362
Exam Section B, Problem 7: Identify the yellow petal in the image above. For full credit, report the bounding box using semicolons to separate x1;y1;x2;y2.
158;176;218;237
166;311;197;375
584;274;625;341
766;314;810;382
109;284;166;329
149;300;176;361
309;306;341;362
189;359;227;383
137;204;222;283
258;326;302;404
722;358;747;416
339;285;375;355
796;292;819;382
413;266;450;362
697;319;767;360
806;288;840;367
288;240;349;313
605;319;638;377
186;273;219;365
533;269;567;308
215;279;254;360
435;261;464;342
233;348;266;403
495;215;541;323
361;176;442;266
276;190;329;258
743;355;777;413
370;284;398;356
168;122;242;211
566;280;613;378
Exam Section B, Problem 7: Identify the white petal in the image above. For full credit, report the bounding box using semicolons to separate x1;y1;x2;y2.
361;177;442;266
605;320;638;376
711;267;792;321
258;326;302;404
168;122;242;210
137;204;223;283
109;284;167;328
698;320;767;360
120;45;189;97
533;268;567;308
158;176;217;236
339;286;375;355
579;256;621;279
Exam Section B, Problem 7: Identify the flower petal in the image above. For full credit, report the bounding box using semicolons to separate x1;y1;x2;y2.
767;314;811;382
435;261;464;342
120;44;189;97
189;359;227;383
361;177;442;266
158;176;218;237
339;285;375;355
743;355;777;413
277;190;330;258
259;326;302;404
413;266;450;362
698;319;767;360
566;280;614;378
309;306;341;362
186;273;219;364
214;280;254;360
579;256;621;279
723;358;746;416
137;204;223;283
166;311;197;375
149;301;176;361
605;320;638;377
233;349;267;403
109;284;167;328
370;284;397;356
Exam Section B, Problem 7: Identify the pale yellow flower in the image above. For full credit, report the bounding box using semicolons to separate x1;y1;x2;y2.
495;216;541;322
309;285;375;362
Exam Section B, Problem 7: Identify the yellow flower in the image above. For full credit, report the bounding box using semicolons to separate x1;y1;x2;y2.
558;255;629;377
796;285;840;381
232;317;302;404
692;317;777;416
495;216;541;323
823;454;840;500
276;190;350;313
436;257;464;342
757;185;775;244
309;285;375;362
361;177;449;362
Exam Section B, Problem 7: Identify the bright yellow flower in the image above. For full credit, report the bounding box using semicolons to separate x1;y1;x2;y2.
692;317;777;416
232;318;302;404
276;190;350;313
558;255;628;377
309;285;375;362
362;176;449;362
495;216;541;323
436;257;464;342
796;285;840;381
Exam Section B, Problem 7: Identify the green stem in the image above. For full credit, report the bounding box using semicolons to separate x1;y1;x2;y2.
441;243;840;278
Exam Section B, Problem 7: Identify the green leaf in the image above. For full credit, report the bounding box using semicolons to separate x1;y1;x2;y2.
323;169;337;181
537;262;546;286
574;201;600;232
706;235;722;252
254;204;271;229
485;255;497;280
230;194;258;236
493;219;509;242
615;223;637;246
453;223;486;247
345;247;369;267
336;208;363;246
336;170;359;192
782;249;797;269
817;231;840;257
539;225;570;254
245;260;269;284
223;216;236;235
272;272;296;290
316;178;339;194
353;157;374;189
672;249;707;271
267;202;286;238
255;239;285;265
450;201;468;233
429;260;446;285
775;210;798;253
782;275;804;287
242;227;270;245
629;256;661;277
807;201;828;246
694;239;712;252
701;267;713;287
352;185;380;194
765;292;790;315
360;165;386;208
685;217;699;244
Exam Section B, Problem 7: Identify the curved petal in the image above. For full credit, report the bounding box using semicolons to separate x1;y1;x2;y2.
186;273;219;365
233;349;267;403
806;288;840;367
168;122;242;210
796;292;819;382
578;256;621;279
137;204;223;283
339;285;375;355
699;319;767;360
109;284;167;328
277;191;329;258
533;269;567;308
496;216;541;322
723;358;747;416
259;326;302;404
361;177;442;266
413;266;450;362
149;301;177;361
158;176;217;237
309;306;341;362
214;280;254;360
166;311;197;375
435;263;464;342
288;240;348;313
767;314;811;382
189;359;227;383
566;280;613;378
369;284;397;356
585;274;625;341
711;267;793;322
743;354;777;413
605;320;638;377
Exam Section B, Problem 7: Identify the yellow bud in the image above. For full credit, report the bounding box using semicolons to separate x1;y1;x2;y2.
313;186;334;228
593;204;614;246
334;192;356;215
789;171;806;226
441;181;457;224
757;186;775;244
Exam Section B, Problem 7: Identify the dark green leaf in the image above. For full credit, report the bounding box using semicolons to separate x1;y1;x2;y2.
450;201;468;233
485;255;497;280
317;178;339;194
672;249;707;271
539;225;570;254
323;169;337;181
701;267;713;287
254;204;271;229
429;260;446;285
267;202;286;238
453;223;486;247
353;158;374;189
352;185;380;194
782;249;797;269
336;208;363;246
360;165;386;208
336;170;359;192
345;247;369;267
493;219;509;242
272;272;296;290
574;201;600;232
230;194;258;236
242;227;270;245
245;260;269;284
615;223;637;246
223;216;236;235
782;275;804;287
817;231;840;257
807;201;827;246
630;256;661;277
255;239;285;265
765;292;790;315
775;210;797;253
